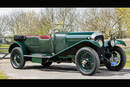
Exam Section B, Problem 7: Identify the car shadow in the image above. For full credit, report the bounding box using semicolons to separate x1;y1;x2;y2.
23;64;130;76
94;68;130;76
24;64;79;73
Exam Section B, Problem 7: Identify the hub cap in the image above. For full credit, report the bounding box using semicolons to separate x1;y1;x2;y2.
77;50;94;72
110;51;121;66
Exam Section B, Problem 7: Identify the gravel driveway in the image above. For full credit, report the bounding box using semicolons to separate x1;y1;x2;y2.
0;59;130;79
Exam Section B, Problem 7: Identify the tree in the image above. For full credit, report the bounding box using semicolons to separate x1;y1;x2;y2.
7;10;41;35
0;15;10;37
55;8;77;32
78;8;118;39
115;8;130;38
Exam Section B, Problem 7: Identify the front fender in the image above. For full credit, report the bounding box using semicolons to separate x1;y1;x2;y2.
71;40;101;48
104;39;126;47
51;40;101;58
115;40;126;46
60;40;101;54
9;41;28;55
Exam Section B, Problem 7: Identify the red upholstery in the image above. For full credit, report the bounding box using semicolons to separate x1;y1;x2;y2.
24;35;50;39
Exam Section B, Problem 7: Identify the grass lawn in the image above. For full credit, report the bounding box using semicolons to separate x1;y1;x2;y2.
0;44;9;48
125;57;130;68
124;48;130;68
125;51;130;68
125;50;130;57
0;44;9;79
0;71;7;79
0;44;9;53
0;49;8;53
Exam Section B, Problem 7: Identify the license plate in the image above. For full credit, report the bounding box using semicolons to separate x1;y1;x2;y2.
111;61;117;66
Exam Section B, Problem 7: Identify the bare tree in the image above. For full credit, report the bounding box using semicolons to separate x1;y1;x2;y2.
77;8;119;39
55;8;77;32
0;15;10;36
7;10;41;35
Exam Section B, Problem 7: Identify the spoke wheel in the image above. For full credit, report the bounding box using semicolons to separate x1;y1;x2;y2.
109;51;121;66
75;47;100;75
10;47;25;69
105;46;126;71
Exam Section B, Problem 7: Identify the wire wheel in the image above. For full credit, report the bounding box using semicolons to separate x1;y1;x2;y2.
10;47;25;69
105;46;126;71
75;47;100;75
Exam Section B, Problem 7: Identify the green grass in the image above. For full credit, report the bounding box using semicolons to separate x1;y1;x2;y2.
0;72;7;79
0;49;8;53
125;57;130;68
0;44;9;53
0;44;9;48
0;44;9;79
125;49;130;68
125;50;130;57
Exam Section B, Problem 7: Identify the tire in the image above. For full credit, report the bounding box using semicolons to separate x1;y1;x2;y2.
41;61;52;68
75;47;100;75
10;47;25;69
105;46;126;71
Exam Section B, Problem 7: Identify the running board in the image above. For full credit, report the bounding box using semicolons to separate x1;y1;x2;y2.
24;54;51;58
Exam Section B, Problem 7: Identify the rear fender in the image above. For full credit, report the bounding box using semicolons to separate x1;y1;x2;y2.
9;41;28;55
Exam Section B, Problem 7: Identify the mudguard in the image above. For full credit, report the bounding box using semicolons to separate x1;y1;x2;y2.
72;40;101;48
115;40;126;46
51;40;101;58
9;41;28;55
104;39;126;47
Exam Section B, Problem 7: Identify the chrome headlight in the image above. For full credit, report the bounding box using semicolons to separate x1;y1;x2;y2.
110;40;115;47
96;39;103;47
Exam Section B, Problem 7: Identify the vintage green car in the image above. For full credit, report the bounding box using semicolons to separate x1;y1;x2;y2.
8;32;126;75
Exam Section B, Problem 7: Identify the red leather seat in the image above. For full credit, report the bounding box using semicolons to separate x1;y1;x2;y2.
24;35;50;39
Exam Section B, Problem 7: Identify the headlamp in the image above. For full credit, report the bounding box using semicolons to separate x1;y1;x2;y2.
110;40;115;47
96;39;103;47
